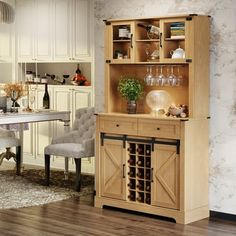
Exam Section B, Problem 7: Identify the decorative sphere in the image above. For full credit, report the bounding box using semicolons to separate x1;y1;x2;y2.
146;90;171;115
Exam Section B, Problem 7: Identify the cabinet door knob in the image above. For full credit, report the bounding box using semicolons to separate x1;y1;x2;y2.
156;127;160;130
159;32;163;48
151;168;154;182
116;124;120;127
122;164;125;178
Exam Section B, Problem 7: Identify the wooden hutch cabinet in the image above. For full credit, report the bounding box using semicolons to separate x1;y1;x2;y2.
95;14;210;224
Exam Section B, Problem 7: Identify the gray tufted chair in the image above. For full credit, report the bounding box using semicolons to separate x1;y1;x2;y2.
0;127;21;175
44;107;95;191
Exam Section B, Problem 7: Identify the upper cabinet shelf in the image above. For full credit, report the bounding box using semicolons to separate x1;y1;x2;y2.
105;15;203;64
104;15;210;118
16;0;92;63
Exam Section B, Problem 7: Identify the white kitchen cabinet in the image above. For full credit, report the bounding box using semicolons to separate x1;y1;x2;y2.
16;0;34;62
0;22;13;62
34;0;53;61
54;0;91;62
53;0;72;61
23;85;94;174
16;0;92;62
16;0;53;62
72;0;91;60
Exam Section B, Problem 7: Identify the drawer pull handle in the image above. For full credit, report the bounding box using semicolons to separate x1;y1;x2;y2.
156;127;160;130
116;124;120;127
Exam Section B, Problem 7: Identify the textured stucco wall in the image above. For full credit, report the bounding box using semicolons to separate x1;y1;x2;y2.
94;0;236;214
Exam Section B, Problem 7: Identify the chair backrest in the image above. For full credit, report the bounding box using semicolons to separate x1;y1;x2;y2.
72;107;95;143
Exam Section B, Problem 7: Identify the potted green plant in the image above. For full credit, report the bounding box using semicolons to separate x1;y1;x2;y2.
118;76;144;114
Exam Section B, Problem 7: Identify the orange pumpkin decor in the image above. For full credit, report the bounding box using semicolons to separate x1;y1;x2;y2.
71;64;90;86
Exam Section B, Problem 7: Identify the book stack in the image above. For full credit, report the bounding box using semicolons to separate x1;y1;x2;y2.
170;22;185;39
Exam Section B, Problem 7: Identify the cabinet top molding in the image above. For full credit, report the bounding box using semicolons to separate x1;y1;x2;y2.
104;13;211;23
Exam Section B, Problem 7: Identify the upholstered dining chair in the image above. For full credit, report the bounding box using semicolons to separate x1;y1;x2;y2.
44;107;95;191
0;127;21;175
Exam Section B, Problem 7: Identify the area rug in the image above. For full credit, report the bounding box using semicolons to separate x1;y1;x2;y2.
0;168;94;209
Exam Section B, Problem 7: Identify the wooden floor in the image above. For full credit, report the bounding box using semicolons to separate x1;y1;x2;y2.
0;196;236;236
0;162;236;236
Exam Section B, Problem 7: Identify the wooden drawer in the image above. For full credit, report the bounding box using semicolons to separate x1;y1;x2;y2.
99;116;138;135
138;119;180;139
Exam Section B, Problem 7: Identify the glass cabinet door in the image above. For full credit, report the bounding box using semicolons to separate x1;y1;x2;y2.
110;21;135;63
159;17;190;62
134;19;160;63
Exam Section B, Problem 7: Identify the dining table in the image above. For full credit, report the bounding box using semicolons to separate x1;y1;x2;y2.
0;110;71;178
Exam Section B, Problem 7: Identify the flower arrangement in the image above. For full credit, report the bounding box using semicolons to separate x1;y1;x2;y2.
3;83;25;100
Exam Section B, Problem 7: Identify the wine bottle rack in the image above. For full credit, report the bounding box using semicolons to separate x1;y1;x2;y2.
127;142;152;205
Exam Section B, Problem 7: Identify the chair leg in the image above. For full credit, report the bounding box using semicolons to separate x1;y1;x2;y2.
45;154;50;186
16;146;21;175
75;158;82;192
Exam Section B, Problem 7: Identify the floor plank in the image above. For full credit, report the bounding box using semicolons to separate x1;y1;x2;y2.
0;162;236;236
0;198;236;236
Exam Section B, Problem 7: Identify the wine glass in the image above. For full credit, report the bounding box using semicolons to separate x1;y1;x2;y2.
176;66;183;86
10;90;19;112
168;66;177;86
149;66;156;86
29;90;35;111
157;66;165;86
163;66;170;86
144;66;153;86
145;44;150;61
153;66;160;86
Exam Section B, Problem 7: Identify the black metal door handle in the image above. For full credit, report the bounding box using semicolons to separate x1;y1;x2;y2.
159;32;162;48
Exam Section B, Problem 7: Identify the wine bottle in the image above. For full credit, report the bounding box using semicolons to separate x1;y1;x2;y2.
137;23;160;35
128;192;135;201
137;183;144;191
137;149;143;155
146;170;151;180
137;160;143;166
127;147;133;153
145;159;151;168
128;170;135;177
146;185;151;191
137;170;144;179
136;193;144;202
43;83;50;109
76;64;82;74
127;182;134;188
127;159;134;164
127;157;135;165
128;144;136;154
146;146;151;155
145;196;151;204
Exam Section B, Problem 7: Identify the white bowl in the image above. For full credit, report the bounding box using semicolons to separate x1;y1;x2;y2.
146;90;171;115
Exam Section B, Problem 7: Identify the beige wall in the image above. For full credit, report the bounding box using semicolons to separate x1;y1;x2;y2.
94;0;236;214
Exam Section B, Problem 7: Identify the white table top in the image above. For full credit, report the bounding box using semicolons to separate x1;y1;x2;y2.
0;110;71;125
